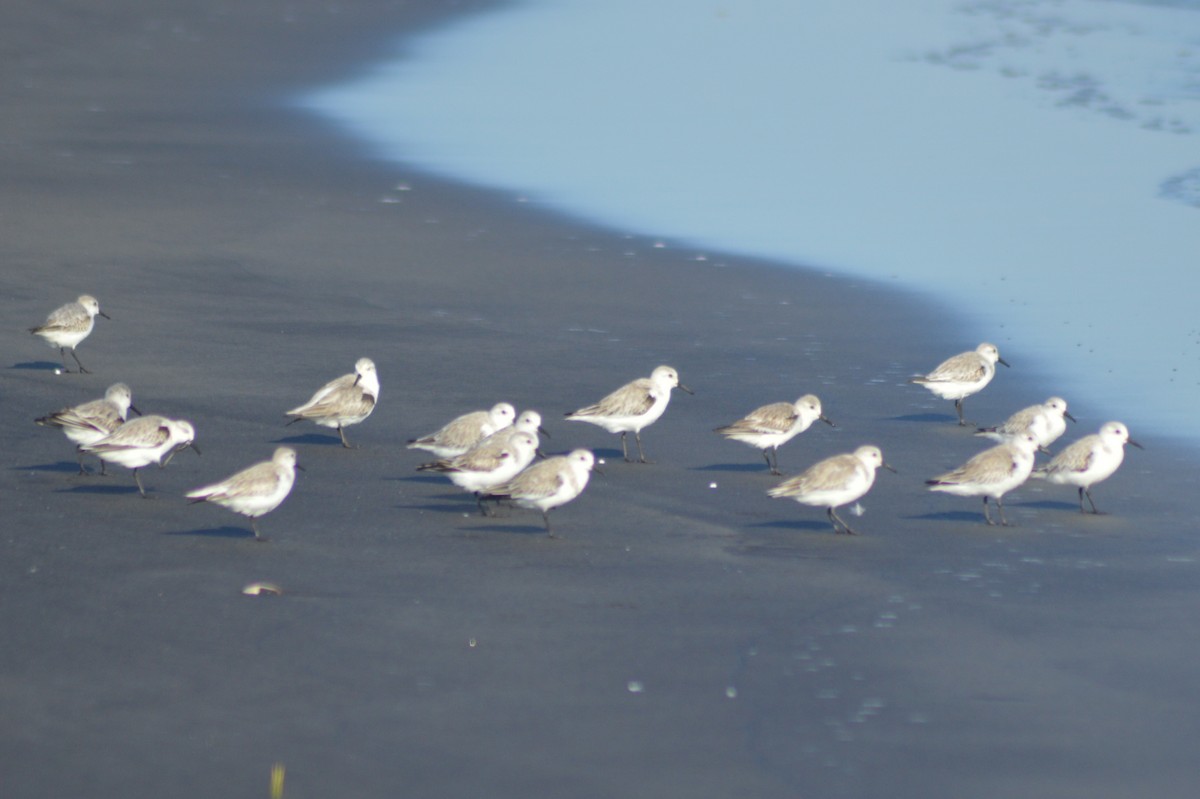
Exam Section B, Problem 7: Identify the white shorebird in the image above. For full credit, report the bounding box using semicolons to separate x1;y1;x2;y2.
565;365;692;463
35;382;140;474
29;294;110;374
186;447;301;540
977;396;1075;448
1032;421;1143;514
926;429;1041;526
482;449;597;537
911;343;1009;426
406;402;516;459
79;415;199;497
767;445;894;535
418;431;539;514
715;394;835;475
285;357;379;448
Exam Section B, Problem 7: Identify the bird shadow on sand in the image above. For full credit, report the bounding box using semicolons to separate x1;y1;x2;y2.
162;525;257;540
272;432;343;447
10;360;62;372
692;462;771;474
395;500;480;515
906;510;995;524
57;483;141;496
1016;499;1083;512
888;413;958;424
15;461;83;474
394;474;452;485
472;521;554;537
746;518;836;534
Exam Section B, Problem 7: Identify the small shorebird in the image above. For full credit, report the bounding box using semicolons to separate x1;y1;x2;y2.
911;342;1009;426
926;429;1041;526
35;382;140;474
482;449;598;537
715;393;835;475
418;431;539;515
767;445;894;535
976;396;1075;448
285;357;379;448
1032;421;1142;514
29;294;110;374
565;365;692;463
186;447;301;540
79;415;199;497
407;402;516;459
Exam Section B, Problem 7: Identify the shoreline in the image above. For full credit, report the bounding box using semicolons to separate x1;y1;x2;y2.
3;3;1199;798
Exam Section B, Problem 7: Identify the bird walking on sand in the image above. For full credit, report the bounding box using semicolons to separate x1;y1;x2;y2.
482;449;598;537
186;447;301;540
407;402;516;459
715;394;835;475
79;415;199;497
565;365;692;463
35;382;140;474
767;445;894;535
285;357;379;448
926;429;1041;526
29;294;110;374
418;431;539;515
976;396;1075;448
1032;421;1142;514
911;343;1009;426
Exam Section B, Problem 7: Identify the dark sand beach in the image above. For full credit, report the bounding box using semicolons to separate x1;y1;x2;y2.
3;2;1199;797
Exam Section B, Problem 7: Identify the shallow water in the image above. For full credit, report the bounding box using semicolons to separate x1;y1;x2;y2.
305;0;1200;445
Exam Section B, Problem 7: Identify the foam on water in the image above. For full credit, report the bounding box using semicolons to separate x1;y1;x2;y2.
304;0;1200;443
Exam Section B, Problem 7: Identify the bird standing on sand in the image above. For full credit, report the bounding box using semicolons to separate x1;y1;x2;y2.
418;431;539;515
926;427;1042;526
565;365;692;463
35;382;140;474
976;396;1075;448
406;402;516;459
482;449;597;537
29;294;110;374
715;394;835;475
767;445;894;535
285;357;379;448
186;447;301;540
79;415;199;498
1032;421;1142;514
911;342;1009;426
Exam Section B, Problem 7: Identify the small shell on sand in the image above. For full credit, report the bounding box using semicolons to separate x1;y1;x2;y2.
242;582;283;596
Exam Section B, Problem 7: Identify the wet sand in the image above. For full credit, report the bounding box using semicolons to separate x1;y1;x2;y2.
3;2;1199;797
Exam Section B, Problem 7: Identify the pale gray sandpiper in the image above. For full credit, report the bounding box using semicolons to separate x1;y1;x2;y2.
406;402;516;459
715;393;835;475
186;447;301;540
767;445;894;535
29;294;110;374
910;342;1009;426
1032;421;1143;514
926;429;1041;526
976;396;1075;448
418;431;539;515
482;449;597;537
79;415;199;497
565;365;692;463
285;357;379;448
35;382;140;474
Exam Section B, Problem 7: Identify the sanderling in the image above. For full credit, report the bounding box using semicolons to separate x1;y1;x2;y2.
35;382;140;474
565;365;692;463
715;394;835;475
186;447;301;540
767;445;894;535
926;430;1040;526
79;415;199;497
1032;421;1143;514
406;402;516;458
29;294;110;374
976;396;1075;448
910;343;1009;426
285;357;379;448
467;409;548;457
482;449;597;537
418;431;539;514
